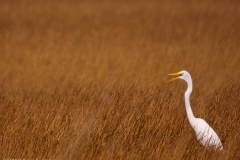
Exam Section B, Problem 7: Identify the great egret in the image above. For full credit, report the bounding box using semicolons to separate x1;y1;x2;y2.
168;70;223;150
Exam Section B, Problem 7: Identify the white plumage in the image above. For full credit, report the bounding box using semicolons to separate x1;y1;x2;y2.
168;70;223;150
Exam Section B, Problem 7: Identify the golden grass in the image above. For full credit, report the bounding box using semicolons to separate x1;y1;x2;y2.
0;0;240;159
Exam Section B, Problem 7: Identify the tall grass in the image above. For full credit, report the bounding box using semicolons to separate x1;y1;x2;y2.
0;0;240;159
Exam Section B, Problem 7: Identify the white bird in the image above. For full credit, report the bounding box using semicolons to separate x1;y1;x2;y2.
168;70;223;150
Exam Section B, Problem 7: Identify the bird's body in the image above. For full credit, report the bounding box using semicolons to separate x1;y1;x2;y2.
168;70;223;150
193;118;222;148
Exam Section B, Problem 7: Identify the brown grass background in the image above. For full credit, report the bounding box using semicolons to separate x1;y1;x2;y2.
0;0;240;159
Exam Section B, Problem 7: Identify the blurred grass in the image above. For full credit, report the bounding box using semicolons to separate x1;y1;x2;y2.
0;0;240;159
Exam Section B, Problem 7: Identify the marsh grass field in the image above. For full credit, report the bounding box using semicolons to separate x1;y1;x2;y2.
0;0;240;159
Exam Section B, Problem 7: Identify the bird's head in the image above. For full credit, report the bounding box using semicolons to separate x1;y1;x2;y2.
167;70;191;82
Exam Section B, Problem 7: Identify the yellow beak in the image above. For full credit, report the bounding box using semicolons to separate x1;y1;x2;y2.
167;72;182;82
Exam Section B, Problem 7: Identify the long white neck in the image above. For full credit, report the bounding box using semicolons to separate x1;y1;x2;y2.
184;77;196;128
